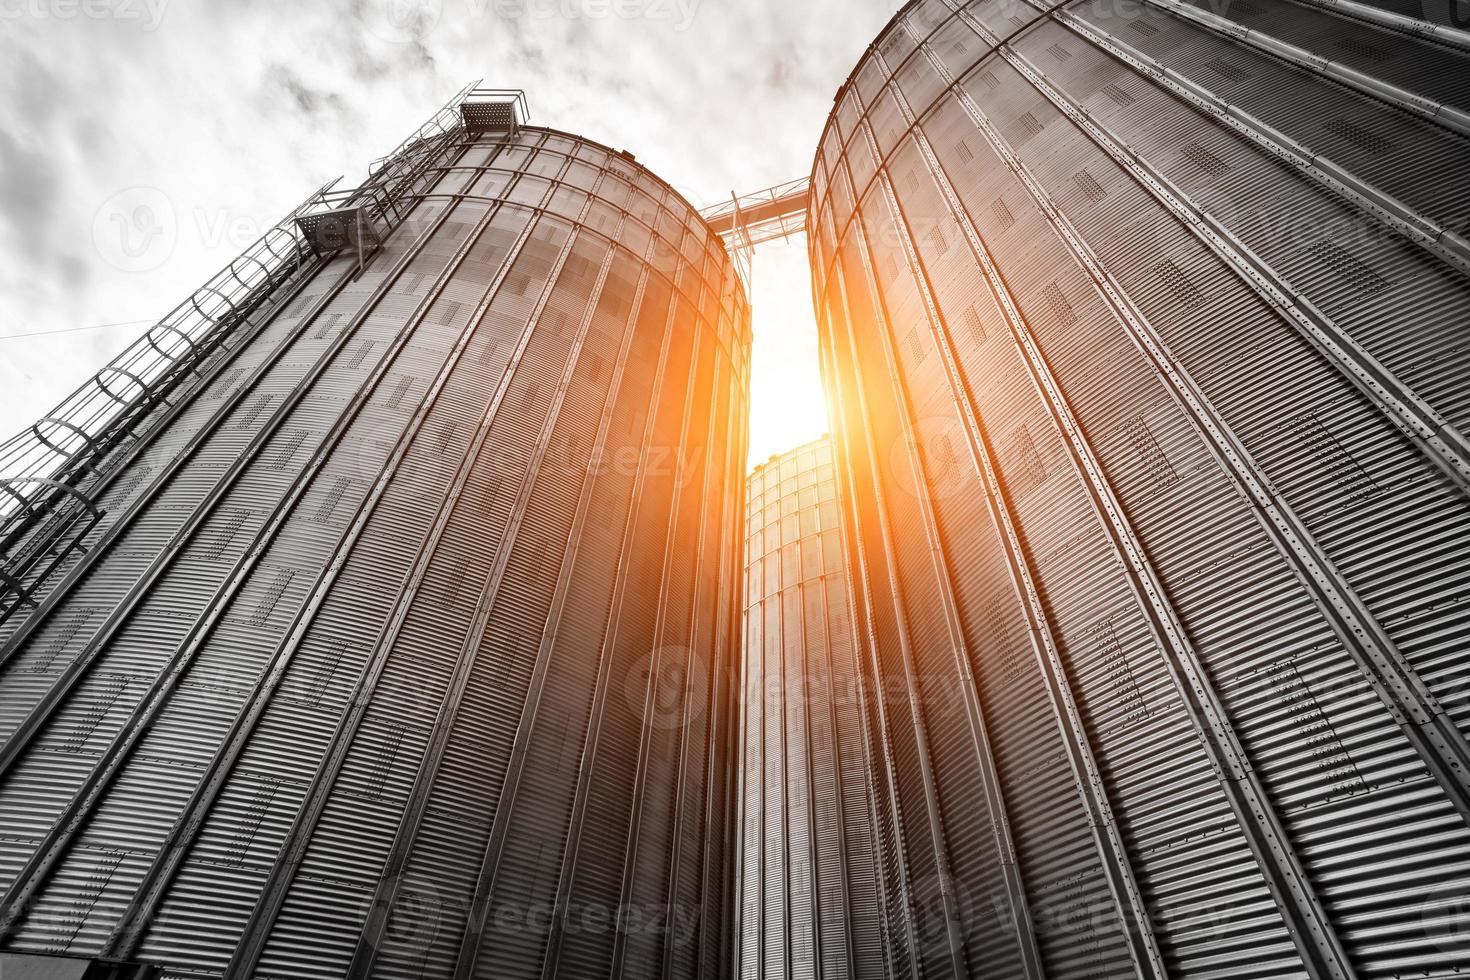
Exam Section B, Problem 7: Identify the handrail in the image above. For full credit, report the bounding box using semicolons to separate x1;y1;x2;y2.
700;177;811;250
0;80;496;614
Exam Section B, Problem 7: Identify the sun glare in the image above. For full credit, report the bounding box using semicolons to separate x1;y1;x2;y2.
745;235;831;471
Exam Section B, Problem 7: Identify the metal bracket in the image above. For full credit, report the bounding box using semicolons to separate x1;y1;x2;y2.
459;88;528;139
295;206;384;276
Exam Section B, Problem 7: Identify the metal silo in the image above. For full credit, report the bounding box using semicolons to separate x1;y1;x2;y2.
809;1;1470;978
0;87;750;980
737;436;888;980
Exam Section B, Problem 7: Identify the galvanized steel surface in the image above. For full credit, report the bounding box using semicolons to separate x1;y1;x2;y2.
0;120;751;980
809;0;1470;977
737;438;889;980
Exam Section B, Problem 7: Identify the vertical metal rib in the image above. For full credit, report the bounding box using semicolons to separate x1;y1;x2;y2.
903;37;1360;977
819;279;924;980
696;350;745;980
102;141;538;959
656;337;726;980
535;285;684;980
603;326;711;980
813;562;857;980
853;70;1169;980
842;251;973;977
346;163;628;980
980;26;1470;822
822;463;902;980
1019;5;1470;497
0;167;487;943
852;189;1047;978
1138;0;1470;139
400;202;627;980
225;158;588;980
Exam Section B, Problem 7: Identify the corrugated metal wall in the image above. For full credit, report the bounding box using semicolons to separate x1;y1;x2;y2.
737;437;889;980
809;0;1470;978
0;122;750;980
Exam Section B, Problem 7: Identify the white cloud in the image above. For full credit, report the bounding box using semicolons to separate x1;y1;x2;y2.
0;0;897;467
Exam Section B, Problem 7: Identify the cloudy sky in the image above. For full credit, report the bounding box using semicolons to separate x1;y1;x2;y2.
0;0;899;467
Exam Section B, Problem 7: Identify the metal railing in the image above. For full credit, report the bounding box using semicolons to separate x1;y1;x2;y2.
700;177;811;250
0;81;526;622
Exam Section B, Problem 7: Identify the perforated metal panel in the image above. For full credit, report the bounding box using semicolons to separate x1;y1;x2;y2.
809;1;1470;977
0;114;750;980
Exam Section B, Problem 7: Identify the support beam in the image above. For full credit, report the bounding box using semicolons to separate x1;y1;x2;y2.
701;178;810;250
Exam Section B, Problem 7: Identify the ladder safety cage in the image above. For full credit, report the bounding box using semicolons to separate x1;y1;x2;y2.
0;80;493;623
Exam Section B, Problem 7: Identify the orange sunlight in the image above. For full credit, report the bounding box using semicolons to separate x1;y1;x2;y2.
745;234;830;471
